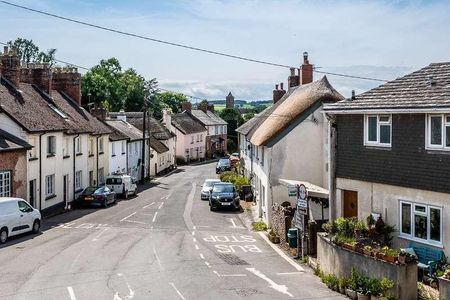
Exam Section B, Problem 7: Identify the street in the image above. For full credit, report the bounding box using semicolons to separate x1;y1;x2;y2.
0;162;344;300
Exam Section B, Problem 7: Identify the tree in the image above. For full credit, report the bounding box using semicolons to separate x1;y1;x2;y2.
154;91;187;114
243;111;255;122
219;108;244;151
7;38;57;66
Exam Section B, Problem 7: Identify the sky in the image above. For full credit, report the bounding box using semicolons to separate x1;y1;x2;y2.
1;0;450;101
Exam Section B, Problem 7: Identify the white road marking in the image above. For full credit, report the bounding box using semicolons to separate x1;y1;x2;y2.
67;287;76;300
143;202;155;209
114;274;135;300
195;225;210;228
55;222;76;229
76;223;95;229
213;270;247;277
246;268;293;297
193;237;196;242
258;232;305;272
200;253;205;260
120;212;137;222
158;202;164;209
277;272;304;275
193;226;196;230
205;261;211;268
153;245;164;270
152;212;158;223
92;228;109;241
169;282;186;300
191;231;195;236
195;245;199;250
229;218;237;228
70;254;81;270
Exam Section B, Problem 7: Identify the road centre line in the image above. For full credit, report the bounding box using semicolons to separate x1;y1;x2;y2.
67;287;76;300
158;202;164;209
169;282;186;300
193;237;196;242
143;202;155;209
205;261;211;268
195;245;199;250
120;212;137;222
257;232;305;272
213;270;247;277
200;253;205;259
152;212;158;223
192;231;195;236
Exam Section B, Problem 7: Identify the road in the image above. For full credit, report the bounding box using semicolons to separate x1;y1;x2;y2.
0;162;344;300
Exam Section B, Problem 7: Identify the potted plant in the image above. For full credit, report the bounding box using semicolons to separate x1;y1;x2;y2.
346;268;359;300
338;276;347;295
356;276;370;300
380;278;394;298
384;248;399;264
398;249;415;264
366;214;376;228
367;278;382;300
354;219;367;239
363;245;373;256
268;229;280;244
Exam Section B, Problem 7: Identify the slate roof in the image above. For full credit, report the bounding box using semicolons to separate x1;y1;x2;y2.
190;110;227;126
324;62;450;111
172;112;207;134
149;138;169;154
236;76;344;146
109;112;174;140
0;129;32;152
105;120;143;141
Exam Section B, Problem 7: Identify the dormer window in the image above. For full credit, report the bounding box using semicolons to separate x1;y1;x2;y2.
364;114;391;147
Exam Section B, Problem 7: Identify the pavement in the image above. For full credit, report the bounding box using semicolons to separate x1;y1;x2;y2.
0;162;345;300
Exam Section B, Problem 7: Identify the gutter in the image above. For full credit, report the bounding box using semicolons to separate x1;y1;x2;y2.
323;107;450;114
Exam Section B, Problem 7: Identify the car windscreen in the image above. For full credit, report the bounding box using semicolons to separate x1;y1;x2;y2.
204;181;218;188
213;185;234;193
83;186;98;194
217;159;230;166
106;178;122;184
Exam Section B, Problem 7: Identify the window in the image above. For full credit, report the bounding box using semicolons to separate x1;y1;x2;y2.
63;137;70;157
88;137;94;155
134;142;138;154
112;142;116;156
28;137;38;159
223;125;227;134
75;171;82;190
399;200;442;245
75;137;81;154
191;136;194;144
99;137;104;153
364;114;391;147
200;134;203;142
89;170;94;186
215;126;218;135
196;134;199;142
427;114;450;150
45;174;55;197
47;136;56;155
98;168;104;185
0;171;11;197
18;201;32;212
122;141;126;154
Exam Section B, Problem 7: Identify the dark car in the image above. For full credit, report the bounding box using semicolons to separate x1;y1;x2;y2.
77;186;116;208
216;158;231;174
209;183;240;211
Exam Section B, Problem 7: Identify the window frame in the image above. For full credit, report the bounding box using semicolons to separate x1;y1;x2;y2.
364;114;392;147
99;137;104;153
399;200;443;246
75;170;82;190
75;137;81;154
0;171;11;197
426;114;450;151
45;174;55;197
47;136;56;155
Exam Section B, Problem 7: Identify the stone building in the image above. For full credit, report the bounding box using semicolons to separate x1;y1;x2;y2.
226;92;234;109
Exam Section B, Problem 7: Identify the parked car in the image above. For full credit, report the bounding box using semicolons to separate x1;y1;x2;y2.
0;198;41;244
209;182;240;211
230;152;240;159
200;179;221;200
106;174;137;199
76;186;116;208
216;158;231;174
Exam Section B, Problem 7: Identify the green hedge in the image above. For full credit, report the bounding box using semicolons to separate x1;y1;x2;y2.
219;171;250;193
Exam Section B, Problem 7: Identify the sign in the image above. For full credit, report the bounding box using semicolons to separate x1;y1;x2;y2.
297;184;308;209
294;210;302;228
288;185;297;197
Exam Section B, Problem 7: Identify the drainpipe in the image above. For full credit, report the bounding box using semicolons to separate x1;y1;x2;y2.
72;134;79;209
38;132;45;213
325;113;336;221
96;135;99;186
125;140;129;175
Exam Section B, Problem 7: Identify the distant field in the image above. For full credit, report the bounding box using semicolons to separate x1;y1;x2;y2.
213;103;269;112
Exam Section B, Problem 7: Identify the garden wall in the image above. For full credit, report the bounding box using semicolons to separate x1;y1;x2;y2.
317;233;418;300
439;277;450;300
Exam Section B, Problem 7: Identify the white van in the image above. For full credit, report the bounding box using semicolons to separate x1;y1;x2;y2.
0;198;41;244
106;175;138;199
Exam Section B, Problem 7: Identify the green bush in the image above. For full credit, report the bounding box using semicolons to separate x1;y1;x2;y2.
219;171;250;193
252;221;267;231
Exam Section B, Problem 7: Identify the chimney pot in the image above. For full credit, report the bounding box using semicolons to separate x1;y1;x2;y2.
3;46;8;54
303;51;309;63
300;52;313;85
351;90;356;100
275;84;279;90
280;82;284;90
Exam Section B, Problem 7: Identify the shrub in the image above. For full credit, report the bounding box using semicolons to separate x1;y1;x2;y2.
219;171;250;193
219;171;235;182
252;221;267;231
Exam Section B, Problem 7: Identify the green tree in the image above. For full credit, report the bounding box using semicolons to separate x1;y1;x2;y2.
155;91;187;114
7;38;57;66
219;108;244;151
243;111;255;122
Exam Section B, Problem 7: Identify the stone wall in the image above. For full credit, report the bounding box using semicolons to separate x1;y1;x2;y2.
317;233;418;300
439;277;450;300
271;203;294;246
0;150;28;199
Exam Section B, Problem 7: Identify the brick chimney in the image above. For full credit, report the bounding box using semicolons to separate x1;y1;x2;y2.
288;67;299;88
20;64;53;94
52;68;81;105
300;52;313;85
181;101;192;112
0;46;21;87
90;104;107;121
198;101;208;113
273;83;286;104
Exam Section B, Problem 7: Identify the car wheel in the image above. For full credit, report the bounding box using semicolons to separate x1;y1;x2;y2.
32;220;41;233
0;228;8;244
210;206;215;211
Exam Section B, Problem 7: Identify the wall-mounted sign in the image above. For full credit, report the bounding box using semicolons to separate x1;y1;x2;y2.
297;184;308;209
288;185;297;197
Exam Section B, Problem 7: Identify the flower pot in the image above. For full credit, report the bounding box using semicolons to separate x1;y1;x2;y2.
343;243;355;251
339;287;346;294
357;292;370;300
375;252;384;260
363;250;372;256
398;255;406;264
370;295;381;300
346;288;357;300
384;255;397;264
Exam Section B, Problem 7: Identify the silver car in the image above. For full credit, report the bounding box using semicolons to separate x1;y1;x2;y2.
200;179;221;200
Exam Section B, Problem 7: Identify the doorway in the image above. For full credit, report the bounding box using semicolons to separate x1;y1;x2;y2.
29;179;36;208
63;175;69;207
343;190;358;218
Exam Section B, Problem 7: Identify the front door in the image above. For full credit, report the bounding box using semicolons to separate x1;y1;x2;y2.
343;190;358;218
29;179;36;208
63;175;69;207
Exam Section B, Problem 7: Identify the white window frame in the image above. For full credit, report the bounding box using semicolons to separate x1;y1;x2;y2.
99;137;104;153
45;174;55;197
364;114;392;147
63;137;70;157
75;170;82;190
426;114;450;151
399;200;443;246
75;137;81;154
88;137;94;155
47;136;56;155
0;171;11;197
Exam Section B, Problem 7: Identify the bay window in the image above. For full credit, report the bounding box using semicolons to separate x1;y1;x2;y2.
364;114;391;147
427;114;450;150
400;200;442;245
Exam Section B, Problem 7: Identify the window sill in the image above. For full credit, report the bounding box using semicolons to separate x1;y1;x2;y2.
112;154;116;157
398;235;443;249
28;157;38;161
45;194;57;200
63;155;70;159
364;144;391;150
89;154;94;157
425;148;450;155
76;153;83;156
99;151;104;155
47;154;55;158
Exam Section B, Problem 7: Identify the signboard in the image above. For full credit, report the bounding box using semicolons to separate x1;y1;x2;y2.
288;185;297;197
294;210;303;228
297;184;308;209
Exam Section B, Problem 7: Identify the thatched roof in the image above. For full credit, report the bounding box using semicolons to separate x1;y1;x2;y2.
249;76;344;146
